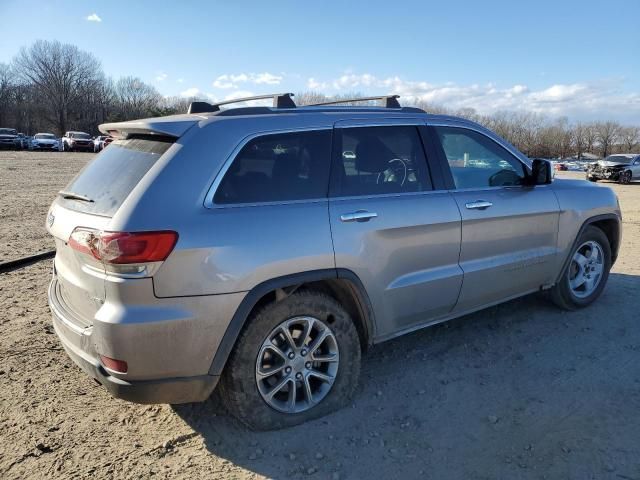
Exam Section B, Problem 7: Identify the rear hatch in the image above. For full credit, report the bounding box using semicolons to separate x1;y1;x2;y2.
47;136;176;328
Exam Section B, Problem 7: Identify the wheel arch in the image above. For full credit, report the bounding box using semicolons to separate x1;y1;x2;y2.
208;268;375;376
555;213;621;284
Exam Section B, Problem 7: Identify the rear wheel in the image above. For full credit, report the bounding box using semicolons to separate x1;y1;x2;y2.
550;226;611;310
219;290;361;430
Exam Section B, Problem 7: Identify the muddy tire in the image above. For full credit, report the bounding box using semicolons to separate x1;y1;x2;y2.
550;226;611;310
219;290;361;430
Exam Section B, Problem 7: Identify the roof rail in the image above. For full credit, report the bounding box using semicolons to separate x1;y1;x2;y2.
187;93;296;114
308;95;402;108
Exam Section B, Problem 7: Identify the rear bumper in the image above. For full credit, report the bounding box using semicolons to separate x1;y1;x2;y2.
48;277;220;404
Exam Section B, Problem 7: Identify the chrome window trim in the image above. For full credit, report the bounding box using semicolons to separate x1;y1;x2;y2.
203;126;332;209
446;184;550;194
329;189;451;203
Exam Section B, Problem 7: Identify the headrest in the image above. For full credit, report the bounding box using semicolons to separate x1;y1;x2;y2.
355;136;391;173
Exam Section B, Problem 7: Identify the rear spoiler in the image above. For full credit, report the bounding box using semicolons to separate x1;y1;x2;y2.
99;114;202;139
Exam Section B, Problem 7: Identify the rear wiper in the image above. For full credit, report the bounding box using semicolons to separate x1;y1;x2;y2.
58;190;94;203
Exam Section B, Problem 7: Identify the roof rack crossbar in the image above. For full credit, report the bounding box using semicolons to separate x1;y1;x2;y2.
187;93;296;114
309;95;402;108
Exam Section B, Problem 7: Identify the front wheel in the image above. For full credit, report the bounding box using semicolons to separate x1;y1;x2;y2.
587;176;598;182
219;290;361;430
550;226;611;310
619;170;632;184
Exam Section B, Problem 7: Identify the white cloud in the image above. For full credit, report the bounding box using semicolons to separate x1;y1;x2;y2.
224;90;254;101
212;72;283;89
304;73;640;122
86;13;102;22
307;77;327;90
253;72;282;85
180;87;201;98
529;84;587;103
213;75;236;89
155;72;168;82
177;78;184;84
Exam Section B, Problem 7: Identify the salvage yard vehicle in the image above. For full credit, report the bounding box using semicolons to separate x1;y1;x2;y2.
586;154;640;184
0;127;20;149
93;135;113;152
30;133;60;151
46;93;622;430
61;131;93;152
16;132;29;149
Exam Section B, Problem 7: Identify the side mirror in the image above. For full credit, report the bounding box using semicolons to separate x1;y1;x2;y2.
530;158;553;185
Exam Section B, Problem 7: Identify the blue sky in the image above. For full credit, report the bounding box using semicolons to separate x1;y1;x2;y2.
2;0;639;122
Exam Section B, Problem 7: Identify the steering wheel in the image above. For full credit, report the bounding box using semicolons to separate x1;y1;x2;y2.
488;169;522;187
376;158;408;186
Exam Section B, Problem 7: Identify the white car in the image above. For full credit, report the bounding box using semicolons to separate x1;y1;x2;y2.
30;133;60;151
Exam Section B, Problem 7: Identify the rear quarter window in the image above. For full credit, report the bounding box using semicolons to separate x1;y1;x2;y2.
214;129;331;205
59;137;172;216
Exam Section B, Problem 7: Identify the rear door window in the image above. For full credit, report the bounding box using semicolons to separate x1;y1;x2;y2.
59;137;172;216
332;126;432;197
214;129;331;204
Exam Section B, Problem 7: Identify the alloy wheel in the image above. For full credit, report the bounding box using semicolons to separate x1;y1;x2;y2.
568;240;605;298
255;316;339;414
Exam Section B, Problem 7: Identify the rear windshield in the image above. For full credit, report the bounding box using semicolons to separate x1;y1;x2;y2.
59;137;173;216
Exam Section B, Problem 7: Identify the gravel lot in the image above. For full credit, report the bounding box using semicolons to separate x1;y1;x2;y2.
0;150;90;262
1;151;640;479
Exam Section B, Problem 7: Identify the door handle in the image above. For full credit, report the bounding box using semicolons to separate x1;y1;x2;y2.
340;210;378;222
465;200;493;210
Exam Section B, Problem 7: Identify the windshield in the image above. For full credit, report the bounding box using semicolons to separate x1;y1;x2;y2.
35;134;55;139
604;155;634;164
59;137;173;216
72;133;91;140
0;128;17;135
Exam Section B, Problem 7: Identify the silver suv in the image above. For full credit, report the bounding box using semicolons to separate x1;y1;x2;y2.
47;93;622;430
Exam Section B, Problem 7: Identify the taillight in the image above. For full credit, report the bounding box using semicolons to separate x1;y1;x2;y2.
69;228;178;264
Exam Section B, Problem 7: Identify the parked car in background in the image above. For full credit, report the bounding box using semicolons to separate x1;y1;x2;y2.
554;162;568;171
586;154;640;184
93;135;113;152
46;93;622;430
0;127;20;149
62;131;93;152
30;133;61;151
16;133;30;149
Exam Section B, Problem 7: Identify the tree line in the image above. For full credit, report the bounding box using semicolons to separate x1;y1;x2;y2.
1;40;639;159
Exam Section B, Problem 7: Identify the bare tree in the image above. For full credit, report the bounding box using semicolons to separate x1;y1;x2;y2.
112;76;162;120
295;91;329;106
13;40;104;135
618;126;639;152
0;63;15;126
595;121;621;158
583;123;598;154
572;122;587;159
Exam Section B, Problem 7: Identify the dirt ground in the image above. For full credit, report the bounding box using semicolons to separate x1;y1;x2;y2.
0;150;90;262
1;151;640;479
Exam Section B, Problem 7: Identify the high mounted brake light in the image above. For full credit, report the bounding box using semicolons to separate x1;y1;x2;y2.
69;228;178;265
